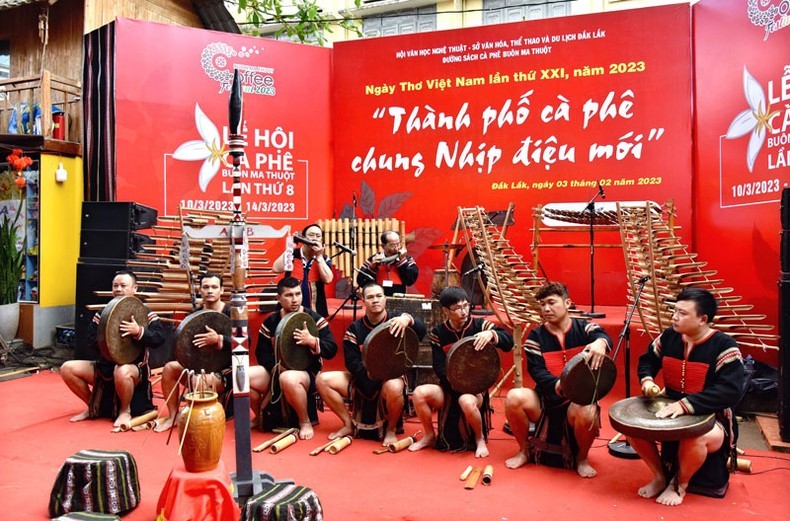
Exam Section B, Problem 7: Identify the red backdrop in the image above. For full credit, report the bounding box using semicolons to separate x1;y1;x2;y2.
693;0;788;364
332;5;693;303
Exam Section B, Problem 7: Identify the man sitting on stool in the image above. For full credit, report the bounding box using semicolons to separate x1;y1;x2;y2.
155;272;232;432
628;288;744;506
249;276;337;440
61;270;166;429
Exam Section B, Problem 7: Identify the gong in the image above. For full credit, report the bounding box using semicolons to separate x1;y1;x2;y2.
559;351;617;405
175;309;232;373
446;337;501;395
608;396;716;442
362;321;419;381
274;311;319;370
97;295;148;365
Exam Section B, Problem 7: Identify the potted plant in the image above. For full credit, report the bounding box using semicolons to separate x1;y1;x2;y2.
0;148;30;340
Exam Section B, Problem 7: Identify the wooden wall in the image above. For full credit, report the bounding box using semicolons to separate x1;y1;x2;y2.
83;0;204;34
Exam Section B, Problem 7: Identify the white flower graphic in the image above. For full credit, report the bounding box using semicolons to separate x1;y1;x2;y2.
173;103;229;191
726;66;778;173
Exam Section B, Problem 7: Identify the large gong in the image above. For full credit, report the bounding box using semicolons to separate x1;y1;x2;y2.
274;311;319;370
97;295;148;365
362;321;419;381
609;396;716;442
175;309;232;373
446;337;501;395
559;351;617;405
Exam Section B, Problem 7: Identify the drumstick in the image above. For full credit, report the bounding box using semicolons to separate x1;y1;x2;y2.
252;428;299;452
464;467;482;489
310;439;339;456
372;447;390;455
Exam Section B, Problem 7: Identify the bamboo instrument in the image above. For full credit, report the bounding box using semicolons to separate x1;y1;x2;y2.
252;428;298;452
310;439;338;456
464;467;482;489
270;433;298;454
327;436;352;454
119;410;159;432
459;465;473;480
481;465;494;485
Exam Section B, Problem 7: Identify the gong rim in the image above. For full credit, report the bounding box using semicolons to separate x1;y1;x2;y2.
274;311;319;370
362;321;419;381
608;396;716;442
446;337;501;395
559;351;617;405
175;309;232;373
97;295;148;365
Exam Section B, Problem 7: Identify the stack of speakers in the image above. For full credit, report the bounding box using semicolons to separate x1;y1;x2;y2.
781;188;790;441
74;202;157;360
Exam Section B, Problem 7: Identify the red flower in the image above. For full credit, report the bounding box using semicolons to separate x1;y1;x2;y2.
14;175;26;187
6;148;32;172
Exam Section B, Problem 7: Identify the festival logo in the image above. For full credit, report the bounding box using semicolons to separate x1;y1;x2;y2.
726;66;777;173
172;104;229;192
200;41;276;96
747;0;790;40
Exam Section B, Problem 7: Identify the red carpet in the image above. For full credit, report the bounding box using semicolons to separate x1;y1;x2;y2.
2;369;789;520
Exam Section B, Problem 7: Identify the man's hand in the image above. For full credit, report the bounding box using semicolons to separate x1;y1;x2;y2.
193;325;220;350
472;330;496;350
388;314;412;338
584;339;608;370
294;321;320;354
655;400;685;419
119;315;142;338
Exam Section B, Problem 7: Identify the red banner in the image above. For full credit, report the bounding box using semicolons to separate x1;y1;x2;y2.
332;6;692;301
694;0;788;362
114;18;333;225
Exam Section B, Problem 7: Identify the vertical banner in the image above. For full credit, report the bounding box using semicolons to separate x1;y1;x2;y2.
694;0;788;361
113;18;333;226
333;6;692;301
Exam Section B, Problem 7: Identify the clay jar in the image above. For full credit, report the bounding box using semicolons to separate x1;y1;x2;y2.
177;391;225;472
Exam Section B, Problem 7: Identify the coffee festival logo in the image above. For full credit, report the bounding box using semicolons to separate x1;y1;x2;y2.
201;41;276;96
747;0;790;40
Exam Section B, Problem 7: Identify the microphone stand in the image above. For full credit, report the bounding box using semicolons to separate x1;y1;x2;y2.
607;275;649;459
582;187;606;319
464;262;492;316
329;192;362;322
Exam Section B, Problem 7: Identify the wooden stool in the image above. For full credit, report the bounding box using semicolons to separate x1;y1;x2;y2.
241;483;323;521
49;449;140;517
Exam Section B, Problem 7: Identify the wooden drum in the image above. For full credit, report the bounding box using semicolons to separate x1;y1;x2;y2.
97;295;148;365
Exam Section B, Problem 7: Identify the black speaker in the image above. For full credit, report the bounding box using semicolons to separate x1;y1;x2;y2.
783;231;790;273
782;187;790;230
81;201;158;231
780;273;790;442
79;229;154;260
74;260;126;360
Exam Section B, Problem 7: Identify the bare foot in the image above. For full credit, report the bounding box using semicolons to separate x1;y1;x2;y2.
638;476;666;499
576;459;597;478
475;439;489;458
505;451;529;469
154;416;176;433
408;433;435;452
328;424;353;440
70;409;90;422
656;483;686;506
250;416;260;430
383;430;398;446
113;411;132;428
298;422;314;440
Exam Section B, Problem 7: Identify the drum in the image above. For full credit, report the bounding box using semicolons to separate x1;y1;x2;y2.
608;396;716;442
362;321;419;381
174;310;232;373
559;351;617;405
97;296;148;365
274;312;319;370
446;337;501;395
431;268;460;298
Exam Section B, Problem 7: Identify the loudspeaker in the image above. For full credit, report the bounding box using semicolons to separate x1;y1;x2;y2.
783;231;790;273
782;187;789;230
81;201;158;231
79;230;154;260
780;273;790;442
74;260;126;360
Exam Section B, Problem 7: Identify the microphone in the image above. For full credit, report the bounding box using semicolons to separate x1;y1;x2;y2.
462;262;485;277
293;235;320;248
637;275;651;284
333;241;356;256
597;180;606;199
352;192;357;206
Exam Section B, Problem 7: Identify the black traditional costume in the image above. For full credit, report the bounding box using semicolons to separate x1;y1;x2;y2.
430;316;512;451
344;311;426;439
255;308;337;430
357;254;418;296
524;318;611;467
637;327;744;497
